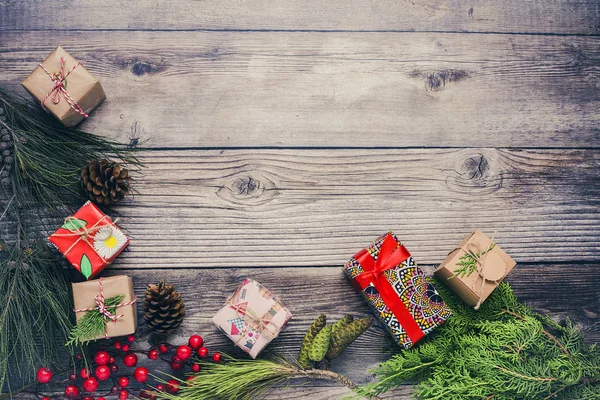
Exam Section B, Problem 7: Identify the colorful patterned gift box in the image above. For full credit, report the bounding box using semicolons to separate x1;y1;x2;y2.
213;279;292;359
49;201;129;280
344;232;452;349
434;230;516;309
22;46;106;127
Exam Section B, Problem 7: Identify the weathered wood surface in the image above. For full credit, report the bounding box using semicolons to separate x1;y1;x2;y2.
3;0;600;398
97;148;600;266
1;31;599;148
1;0;599;35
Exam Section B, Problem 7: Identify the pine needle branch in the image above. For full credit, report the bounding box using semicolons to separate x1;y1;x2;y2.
65;295;125;347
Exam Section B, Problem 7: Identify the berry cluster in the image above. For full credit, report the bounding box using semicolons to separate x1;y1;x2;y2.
33;334;222;399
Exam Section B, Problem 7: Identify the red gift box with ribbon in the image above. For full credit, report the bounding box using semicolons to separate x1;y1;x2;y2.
49;201;129;280
344;232;452;349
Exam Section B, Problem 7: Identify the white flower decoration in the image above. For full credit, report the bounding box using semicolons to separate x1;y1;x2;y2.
93;226;127;259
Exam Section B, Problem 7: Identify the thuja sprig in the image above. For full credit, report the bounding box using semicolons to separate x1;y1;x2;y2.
450;243;495;279
66;295;125;347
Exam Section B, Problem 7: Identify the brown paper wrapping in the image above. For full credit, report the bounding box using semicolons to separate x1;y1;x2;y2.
21;46;106;127
434;230;516;307
72;276;137;340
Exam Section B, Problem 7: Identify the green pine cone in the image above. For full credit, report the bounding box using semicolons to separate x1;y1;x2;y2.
298;314;327;369
331;314;353;334
308;324;332;362
326;317;373;360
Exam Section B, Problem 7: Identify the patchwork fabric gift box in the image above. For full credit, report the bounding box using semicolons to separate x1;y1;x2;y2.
72;276;137;340
49;201;129;280
434;230;516;309
344;232;452;349
22;46;106;127
213;279;292;358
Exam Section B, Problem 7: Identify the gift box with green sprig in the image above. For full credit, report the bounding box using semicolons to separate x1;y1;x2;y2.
434;230;516;309
49;201;129;280
67;275;137;346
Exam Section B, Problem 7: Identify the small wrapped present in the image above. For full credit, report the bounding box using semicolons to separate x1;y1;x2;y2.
344;232;452;349
22;46;106;127
71;276;137;342
213;279;292;358
434;230;516;309
49;201;129;279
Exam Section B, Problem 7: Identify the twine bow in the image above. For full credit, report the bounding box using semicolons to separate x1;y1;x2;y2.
73;278;137;338
228;298;279;345
39;56;89;117
472;232;498;310
51;215;119;263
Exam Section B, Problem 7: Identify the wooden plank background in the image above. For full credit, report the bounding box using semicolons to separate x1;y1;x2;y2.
1;1;599;399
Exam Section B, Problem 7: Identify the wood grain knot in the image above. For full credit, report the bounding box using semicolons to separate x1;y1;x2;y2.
445;153;503;194
425;69;469;92
216;173;278;207
118;58;167;76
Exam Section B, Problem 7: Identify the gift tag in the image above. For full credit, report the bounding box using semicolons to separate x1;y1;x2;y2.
477;252;506;281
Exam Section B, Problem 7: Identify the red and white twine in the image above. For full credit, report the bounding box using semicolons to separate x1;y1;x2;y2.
38;56;89;117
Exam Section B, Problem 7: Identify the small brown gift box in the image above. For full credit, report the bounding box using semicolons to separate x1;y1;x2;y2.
22;46;106;127
72;276;137;340
434;230;516;308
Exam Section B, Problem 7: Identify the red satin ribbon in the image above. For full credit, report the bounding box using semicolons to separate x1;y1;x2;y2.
354;233;425;344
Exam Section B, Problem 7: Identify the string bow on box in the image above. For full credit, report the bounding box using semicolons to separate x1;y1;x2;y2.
39;56;88;117
353;233;425;344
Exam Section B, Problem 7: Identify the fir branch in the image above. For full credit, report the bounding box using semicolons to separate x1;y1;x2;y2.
450;243;495;279
357;280;600;399
65;295;125;347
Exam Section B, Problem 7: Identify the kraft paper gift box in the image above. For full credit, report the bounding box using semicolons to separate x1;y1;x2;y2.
22;46;106;127
434;230;516;308
72;276;137;340
344;232;452;349
49;201;129;280
213;279;292;358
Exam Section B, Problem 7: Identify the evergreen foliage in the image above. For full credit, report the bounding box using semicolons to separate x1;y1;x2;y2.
357;280;600;399
65;295;125;347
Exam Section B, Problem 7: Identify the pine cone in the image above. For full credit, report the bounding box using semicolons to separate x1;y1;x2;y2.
298;314;326;369
331;314;353;334
143;280;186;334
0;127;14;186
308;324;332;362
81;159;131;205
326;317;372;360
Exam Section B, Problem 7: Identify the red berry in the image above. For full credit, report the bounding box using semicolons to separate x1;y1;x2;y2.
158;344;168;353
109;356;116;364
134;367;149;383
188;334;203;349
80;368;91;379
98;398;106;400
119;389;129;400
156;384;165;392
83;397;94;400
123;352;138;367
170;356;183;371
118;376;129;388
42;397;51;400
94;350;110;366
95;365;111;381
68;373;76;381
76;353;83;360
197;346;208;358
186;376;195;382
148;349;159;360
212;352;222;363
36;367;53;383
127;335;136;343
139;390;149;399
166;379;179;394
111;364;119;373
83;377;99;392
192;363;201;372
176;345;192;360
122;344;130;352
114;341;122;350
64;384;80;398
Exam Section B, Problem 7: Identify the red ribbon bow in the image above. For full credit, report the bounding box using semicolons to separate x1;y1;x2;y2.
39;56;89;117
354;233;425;344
